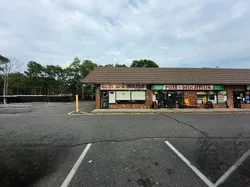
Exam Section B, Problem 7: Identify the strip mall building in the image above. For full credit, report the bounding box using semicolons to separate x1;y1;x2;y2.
83;67;250;109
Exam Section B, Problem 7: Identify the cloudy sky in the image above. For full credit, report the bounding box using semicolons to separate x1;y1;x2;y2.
1;0;250;69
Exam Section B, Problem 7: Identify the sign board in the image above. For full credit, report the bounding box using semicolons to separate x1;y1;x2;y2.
152;85;224;90
218;91;227;104
247;85;250;90
101;84;146;90
108;91;116;104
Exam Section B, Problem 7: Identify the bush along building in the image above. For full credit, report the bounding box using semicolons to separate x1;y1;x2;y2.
83;67;250;109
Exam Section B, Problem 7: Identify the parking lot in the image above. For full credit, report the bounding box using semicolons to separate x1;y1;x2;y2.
1;102;250;187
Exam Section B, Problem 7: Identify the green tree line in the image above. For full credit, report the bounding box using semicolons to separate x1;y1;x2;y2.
0;56;158;100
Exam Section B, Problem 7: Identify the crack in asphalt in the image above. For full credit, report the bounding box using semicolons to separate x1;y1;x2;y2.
160;113;209;137
3;136;250;148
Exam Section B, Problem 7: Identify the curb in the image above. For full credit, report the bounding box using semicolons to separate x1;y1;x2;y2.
90;111;250;115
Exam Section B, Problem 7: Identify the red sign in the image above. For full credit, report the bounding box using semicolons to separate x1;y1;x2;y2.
101;84;146;90
164;85;212;90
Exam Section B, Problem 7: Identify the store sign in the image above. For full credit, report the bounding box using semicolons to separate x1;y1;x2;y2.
218;91;227;104
100;84;146;90
247;85;250;90
152;85;224;90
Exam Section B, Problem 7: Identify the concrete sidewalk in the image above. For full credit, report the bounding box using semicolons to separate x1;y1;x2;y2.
91;108;250;114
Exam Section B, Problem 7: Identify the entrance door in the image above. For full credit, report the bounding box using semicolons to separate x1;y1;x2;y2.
166;91;176;108
100;91;109;109
233;91;244;108
158;91;177;108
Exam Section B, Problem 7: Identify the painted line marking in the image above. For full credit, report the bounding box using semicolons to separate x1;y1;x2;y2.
60;143;92;187
214;147;250;186
165;141;215;187
68;106;95;115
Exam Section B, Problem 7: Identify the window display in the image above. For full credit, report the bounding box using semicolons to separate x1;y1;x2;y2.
131;91;146;100
116;91;130;101
218;91;227;104
113;90;146;104
197;91;227;104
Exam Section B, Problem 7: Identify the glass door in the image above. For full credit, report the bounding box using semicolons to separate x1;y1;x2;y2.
100;91;109;109
166;91;177;108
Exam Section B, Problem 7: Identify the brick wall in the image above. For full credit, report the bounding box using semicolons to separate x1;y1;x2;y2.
197;104;227;108
146;89;153;108
184;91;197;105
213;104;227;108
95;87;101;109
109;104;149;109
241;104;250;108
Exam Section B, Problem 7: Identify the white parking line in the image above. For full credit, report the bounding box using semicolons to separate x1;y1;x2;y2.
214;147;250;186
60;143;92;187
165;141;215;187
68;106;95;115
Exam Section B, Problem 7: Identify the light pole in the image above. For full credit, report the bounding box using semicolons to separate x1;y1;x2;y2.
82;84;86;100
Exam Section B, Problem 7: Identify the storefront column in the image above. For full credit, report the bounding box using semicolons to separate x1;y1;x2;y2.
146;89;153;108
96;87;101;109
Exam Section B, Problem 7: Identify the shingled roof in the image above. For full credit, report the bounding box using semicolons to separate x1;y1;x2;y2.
83;67;250;85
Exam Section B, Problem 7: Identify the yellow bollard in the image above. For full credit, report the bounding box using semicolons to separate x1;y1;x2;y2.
75;95;79;113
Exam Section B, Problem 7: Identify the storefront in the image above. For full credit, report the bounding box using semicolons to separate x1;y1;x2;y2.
98;84;152;109
83;67;250;109
151;85;226;108
232;85;250;108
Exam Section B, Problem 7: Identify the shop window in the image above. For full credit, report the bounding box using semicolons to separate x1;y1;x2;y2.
218;91;227;104
197;91;226;104
115;90;146;104
197;91;207;104
131;91;145;100
208;94;215;100
207;91;217;104
116;91;130;101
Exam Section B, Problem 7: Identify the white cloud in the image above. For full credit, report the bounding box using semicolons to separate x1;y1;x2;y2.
1;0;250;68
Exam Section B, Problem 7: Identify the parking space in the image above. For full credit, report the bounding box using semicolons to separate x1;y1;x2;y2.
68;140;207;187
166;138;250;187
1;103;250;187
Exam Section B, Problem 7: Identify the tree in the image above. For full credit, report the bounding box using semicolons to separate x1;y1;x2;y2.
130;59;159;67
66;57;83;95
115;63;126;67
0;56;21;104
43;65;62;95
8;73;27;95
81;60;97;77
104;63;127;67
25;61;44;95
104;64;114;67
25;61;43;77
81;60;97;100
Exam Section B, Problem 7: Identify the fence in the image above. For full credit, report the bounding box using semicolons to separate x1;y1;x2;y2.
0;95;74;103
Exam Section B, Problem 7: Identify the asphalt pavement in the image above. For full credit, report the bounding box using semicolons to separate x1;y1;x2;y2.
1;102;250;187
